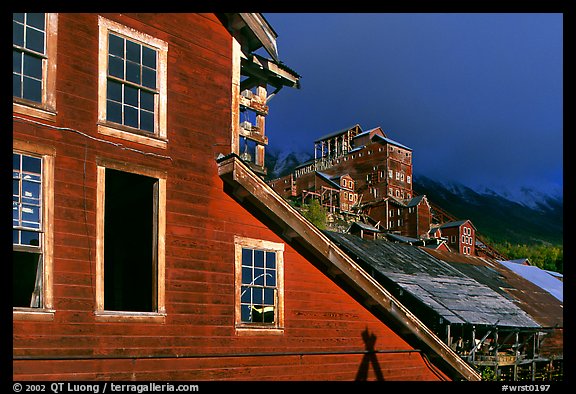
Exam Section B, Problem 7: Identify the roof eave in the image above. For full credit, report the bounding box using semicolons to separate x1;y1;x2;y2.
238;13;279;62
217;153;481;382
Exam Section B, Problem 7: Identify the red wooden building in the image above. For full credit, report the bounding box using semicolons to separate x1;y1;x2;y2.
431;220;476;256
12;13;480;381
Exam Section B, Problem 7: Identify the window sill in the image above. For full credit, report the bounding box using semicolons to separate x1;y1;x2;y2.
13;102;57;122
94;310;166;323
13;308;55;321
235;326;284;336
98;123;167;149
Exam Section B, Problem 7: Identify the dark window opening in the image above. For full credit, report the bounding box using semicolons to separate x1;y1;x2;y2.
104;168;158;312
13;251;43;308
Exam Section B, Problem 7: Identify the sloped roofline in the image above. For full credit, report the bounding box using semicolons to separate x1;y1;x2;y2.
217;153;481;381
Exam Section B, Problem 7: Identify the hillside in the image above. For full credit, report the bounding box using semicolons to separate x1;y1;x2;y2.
413;175;563;246
265;149;563;247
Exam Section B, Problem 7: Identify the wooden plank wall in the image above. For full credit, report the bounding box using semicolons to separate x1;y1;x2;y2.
13;13;448;381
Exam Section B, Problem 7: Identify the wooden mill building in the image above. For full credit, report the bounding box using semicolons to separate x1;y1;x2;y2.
13;12;481;381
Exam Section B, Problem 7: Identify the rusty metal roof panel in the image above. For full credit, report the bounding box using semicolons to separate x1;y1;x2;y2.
424;249;563;328
325;231;542;329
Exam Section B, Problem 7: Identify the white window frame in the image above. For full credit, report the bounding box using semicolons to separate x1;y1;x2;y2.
13;140;55;321
234;236;285;335
97;16;168;149
13;13;58;121
94;159;167;323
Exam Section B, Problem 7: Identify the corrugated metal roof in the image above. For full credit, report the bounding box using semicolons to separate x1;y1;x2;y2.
425;249;563;329
499;260;563;302
324;231;542;329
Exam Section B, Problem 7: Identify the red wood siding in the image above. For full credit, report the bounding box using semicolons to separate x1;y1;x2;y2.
13;13;447;381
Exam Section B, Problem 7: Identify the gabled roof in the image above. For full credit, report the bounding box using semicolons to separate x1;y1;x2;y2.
315;171;341;189
406;195;426;207
217;153;480;381
438;219;476;230
371;134;412;151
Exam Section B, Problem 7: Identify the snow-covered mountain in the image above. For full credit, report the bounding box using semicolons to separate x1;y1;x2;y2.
265;146;313;180
413;175;563;245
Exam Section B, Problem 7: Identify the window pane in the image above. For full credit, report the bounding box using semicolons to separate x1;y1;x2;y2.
13;180;20;197
22;155;41;174
241;286;251;303
142;67;156;89
142;46;156;69
124;105;138;128
26;27;45;54
13;74;22;98
242;248;252;266
13;153;21;171
140;110;154;133
140;91;154;111
107;79;122;102
13;21;24;46
254;250;264;268
22;205;40;227
23;77;41;102
241;267;252;285
13;229;19;244
13;203;19;224
124;85;138;106
126;61;141;84
108;55;124;79
126;40;141;63
22;181;40;201
252;287;263;304
26;13;45;30
23;54;42;79
108;34;124;57
265;270;276;287
13;49;22;73
21;230;40;246
265;252;276;269
13;13;25;23
264;288;274;305
254;268;264;285
263;306;275;323
106;100;122;123
241;304;251;323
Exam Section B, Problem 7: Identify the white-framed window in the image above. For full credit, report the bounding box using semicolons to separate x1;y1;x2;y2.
95;159;166;322
395;189;400;197
400;173;405;181
388;170;393;179
13;13;58;121
13;141;54;319
235;236;284;333
396;172;400;180
407;175;411;184
98;16;168;149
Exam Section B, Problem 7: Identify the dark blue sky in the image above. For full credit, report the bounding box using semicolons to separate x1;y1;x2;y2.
262;13;563;196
